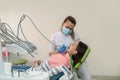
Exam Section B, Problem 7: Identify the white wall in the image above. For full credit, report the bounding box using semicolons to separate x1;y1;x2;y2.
0;0;120;76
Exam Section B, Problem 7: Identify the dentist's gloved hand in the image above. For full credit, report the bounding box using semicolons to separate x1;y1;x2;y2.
57;44;67;53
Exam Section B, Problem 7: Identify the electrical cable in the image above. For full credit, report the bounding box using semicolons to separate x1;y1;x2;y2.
18;14;61;47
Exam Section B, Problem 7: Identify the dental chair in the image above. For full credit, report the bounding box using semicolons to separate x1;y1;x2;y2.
72;41;90;70
72;41;90;80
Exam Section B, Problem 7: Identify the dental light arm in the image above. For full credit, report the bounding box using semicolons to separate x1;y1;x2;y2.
0;22;37;57
0;18;37;75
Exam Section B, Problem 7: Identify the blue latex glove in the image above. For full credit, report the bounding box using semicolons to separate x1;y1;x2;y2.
57;44;67;53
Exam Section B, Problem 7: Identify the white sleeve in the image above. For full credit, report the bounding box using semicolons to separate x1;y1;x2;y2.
75;32;80;41
49;33;57;52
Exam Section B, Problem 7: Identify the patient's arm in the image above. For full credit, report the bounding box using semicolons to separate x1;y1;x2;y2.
32;51;57;66
49;51;57;56
33;60;41;67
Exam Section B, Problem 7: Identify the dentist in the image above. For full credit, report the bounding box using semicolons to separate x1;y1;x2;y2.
49;16;92;80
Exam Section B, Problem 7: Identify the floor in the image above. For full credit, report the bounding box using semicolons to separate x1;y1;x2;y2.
89;76;120;80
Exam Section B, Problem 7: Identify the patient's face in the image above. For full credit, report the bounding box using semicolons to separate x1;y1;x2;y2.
67;43;77;55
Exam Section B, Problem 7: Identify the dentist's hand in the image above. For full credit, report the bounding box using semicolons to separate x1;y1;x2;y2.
57;44;67;53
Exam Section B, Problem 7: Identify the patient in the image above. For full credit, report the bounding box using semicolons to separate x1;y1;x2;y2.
49;43;77;68
27;43;78;79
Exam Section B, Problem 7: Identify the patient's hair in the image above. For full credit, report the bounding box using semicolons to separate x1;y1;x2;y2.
72;41;88;65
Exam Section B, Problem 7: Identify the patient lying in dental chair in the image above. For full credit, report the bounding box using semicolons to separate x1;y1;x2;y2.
26;43;78;80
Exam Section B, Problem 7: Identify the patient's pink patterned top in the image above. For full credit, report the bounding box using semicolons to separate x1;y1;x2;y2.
49;53;70;68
